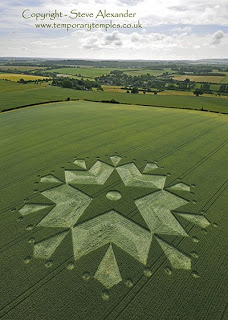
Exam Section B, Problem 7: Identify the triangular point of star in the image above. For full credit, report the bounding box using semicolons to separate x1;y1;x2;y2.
110;156;122;167
94;244;122;289
169;183;191;192
73;159;87;170
19;204;51;216
176;213;210;228
34;231;68;259
156;236;191;270
40;175;62;183
143;163;159;173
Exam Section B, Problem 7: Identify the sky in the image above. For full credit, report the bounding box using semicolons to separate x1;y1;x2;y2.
0;0;228;60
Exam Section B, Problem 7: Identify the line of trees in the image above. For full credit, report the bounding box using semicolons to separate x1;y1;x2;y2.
52;77;102;91
97;71;166;91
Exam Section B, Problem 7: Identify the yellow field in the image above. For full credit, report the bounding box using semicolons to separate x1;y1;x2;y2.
103;86;201;96
0;73;49;81
102;85;126;93
102;86;226;98
158;90;193;96
173;75;225;83
158;90;227;98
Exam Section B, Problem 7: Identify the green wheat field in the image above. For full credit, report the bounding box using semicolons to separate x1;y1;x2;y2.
0;99;227;319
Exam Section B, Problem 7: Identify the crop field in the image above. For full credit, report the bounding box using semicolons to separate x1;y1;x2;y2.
103;87;223;98
0;100;227;320
0;73;49;82
57;74;96;81
103;85;126;93
0;80;49;93
123;68;174;76
158;90;219;97
220;75;228;83
0;66;45;71
210;84;221;91
0;83;227;113
173;75;226;83
47;67;124;78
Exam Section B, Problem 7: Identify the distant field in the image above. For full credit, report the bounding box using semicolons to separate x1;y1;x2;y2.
173;75;226;83
0;83;227;113
123;69;164;76
220;75;228;84
102;86;223;98
123;68;174;76
103;86;199;96
0;73;49;81
210;84;221;91
103;86;126;93
54;64;94;68
47;67;122;78
0;79;48;92
158;90;222;97
0;65;45;71
53;67;171;78
57;74;96;81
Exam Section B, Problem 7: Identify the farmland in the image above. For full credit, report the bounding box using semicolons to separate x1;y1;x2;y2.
102;85;228;98
0;80;49;93
0;81;227;113
0;58;228;320
221;75;228;83
48;67;174;78
0;100;227;320
1;59;227;98
173;75;227;83
0;65;45;71
47;67;123;78
123;68;174;76
0;73;49;81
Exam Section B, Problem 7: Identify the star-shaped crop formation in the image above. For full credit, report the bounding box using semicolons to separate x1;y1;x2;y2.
19;155;210;290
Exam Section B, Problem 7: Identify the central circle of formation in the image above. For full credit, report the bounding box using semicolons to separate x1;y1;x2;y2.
106;191;122;201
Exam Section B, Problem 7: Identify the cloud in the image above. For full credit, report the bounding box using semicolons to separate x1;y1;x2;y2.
1;0;228;32
168;6;188;12
117;0;144;5
2;28;228;60
104;31;120;43
115;40;123;46
143;0;228;26
0;0;228;59
211;30;225;45
82;35;100;49
131;32;176;45
7;0;44;5
172;26;192;34
82;30;177;52
81;31;123;49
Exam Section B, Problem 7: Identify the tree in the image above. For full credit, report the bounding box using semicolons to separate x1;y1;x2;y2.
131;87;139;94
219;84;227;93
18;78;26;84
166;84;176;90
62;79;72;88
201;83;210;92
193;88;204;96
184;78;190;83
